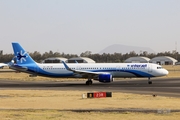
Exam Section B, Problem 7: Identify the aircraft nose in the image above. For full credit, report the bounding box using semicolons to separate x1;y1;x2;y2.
164;69;169;75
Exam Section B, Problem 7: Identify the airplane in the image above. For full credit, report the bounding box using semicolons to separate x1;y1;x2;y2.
0;63;8;69
9;42;169;85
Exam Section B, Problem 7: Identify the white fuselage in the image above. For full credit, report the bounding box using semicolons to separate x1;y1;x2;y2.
23;62;168;78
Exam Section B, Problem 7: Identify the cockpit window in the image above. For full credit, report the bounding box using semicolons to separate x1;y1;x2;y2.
157;67;163;69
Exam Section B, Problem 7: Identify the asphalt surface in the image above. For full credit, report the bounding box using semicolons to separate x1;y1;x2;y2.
0;77;180;97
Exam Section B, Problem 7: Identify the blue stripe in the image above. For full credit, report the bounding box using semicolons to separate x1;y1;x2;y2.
14;64;154;78
89;69;154;77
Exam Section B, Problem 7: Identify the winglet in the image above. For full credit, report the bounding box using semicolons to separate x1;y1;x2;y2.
62;61;72;71
7;59;15;66
75;60;78;64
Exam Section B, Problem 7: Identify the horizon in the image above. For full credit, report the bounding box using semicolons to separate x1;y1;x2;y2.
1;43;178;56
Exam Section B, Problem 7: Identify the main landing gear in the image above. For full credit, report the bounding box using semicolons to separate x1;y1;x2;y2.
148;77;152;84
86;79;93;85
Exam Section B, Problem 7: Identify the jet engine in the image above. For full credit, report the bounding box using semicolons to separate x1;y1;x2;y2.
95;74;113;83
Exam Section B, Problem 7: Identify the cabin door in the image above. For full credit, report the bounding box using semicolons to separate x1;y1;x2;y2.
76;66;81;70
116;66;121;71
148;64;152;72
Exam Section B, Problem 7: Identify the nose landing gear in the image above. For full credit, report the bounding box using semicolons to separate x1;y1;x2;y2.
148;77;152;84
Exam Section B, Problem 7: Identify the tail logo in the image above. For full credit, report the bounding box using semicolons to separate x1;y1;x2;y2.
16;50;28;63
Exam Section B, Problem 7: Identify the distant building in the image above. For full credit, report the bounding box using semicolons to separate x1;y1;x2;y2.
66;57;96;63
42;57;68;63
124;57;150;63
149;56;177;65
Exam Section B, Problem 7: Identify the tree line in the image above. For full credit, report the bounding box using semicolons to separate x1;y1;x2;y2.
0;50;179;63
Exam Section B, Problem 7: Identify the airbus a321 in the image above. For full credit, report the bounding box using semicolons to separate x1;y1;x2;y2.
10;42;169;85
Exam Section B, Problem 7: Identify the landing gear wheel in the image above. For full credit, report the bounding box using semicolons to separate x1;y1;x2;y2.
148;81;152;84
148;77;152;84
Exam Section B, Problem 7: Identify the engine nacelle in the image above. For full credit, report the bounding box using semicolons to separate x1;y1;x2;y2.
97;74;113;83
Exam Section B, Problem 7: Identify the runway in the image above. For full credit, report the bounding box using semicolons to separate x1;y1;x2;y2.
0;77;180;97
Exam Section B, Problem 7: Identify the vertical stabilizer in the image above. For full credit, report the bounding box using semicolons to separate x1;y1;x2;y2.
12;42;36;64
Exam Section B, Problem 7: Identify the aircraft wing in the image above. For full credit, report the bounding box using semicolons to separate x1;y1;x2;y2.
62;61;109;78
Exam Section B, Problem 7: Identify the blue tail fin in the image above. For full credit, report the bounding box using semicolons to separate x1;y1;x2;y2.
12;42;36;64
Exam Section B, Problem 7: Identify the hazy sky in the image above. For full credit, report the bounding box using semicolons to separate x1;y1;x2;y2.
0;0;180;55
